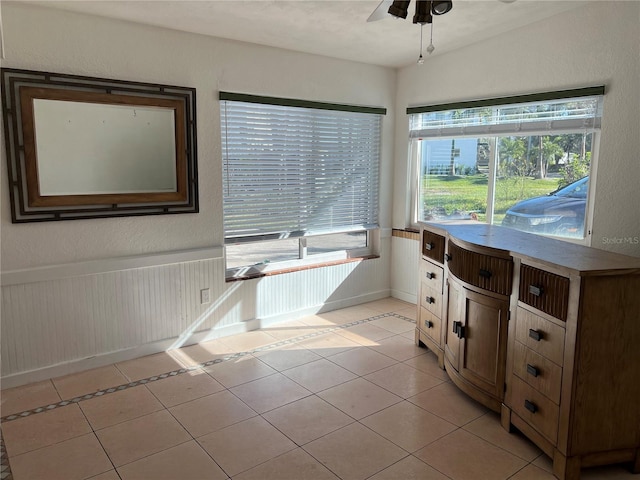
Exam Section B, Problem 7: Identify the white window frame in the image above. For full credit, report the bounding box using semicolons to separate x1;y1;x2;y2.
220;92;385;277
407;87;605;246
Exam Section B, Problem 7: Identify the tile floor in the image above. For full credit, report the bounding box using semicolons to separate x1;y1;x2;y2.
0;298;637;480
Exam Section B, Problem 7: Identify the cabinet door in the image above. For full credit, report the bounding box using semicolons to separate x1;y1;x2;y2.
459;289;509;400
444;279;464;371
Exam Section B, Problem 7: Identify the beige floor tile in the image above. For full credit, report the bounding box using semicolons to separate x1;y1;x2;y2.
364;363;444;398
400;329;417;340
303;422;408;480
52;365;128;400
96;410;191;467
318;378;402;420
145;369;224;407
230;372;311;413
295;332;360;358
369;335;426;362
282;358;357;393
169;389;256;437
262;395;354;445
87;471;121;480
79;385;164;430
298;313;341;328
218;330;278;352
369;316;415;334
368;455;451;480
408;382;487;426
3;404;91;456
328;347;398;376
531;453;553;473
259;320;319;341
234;447;339;480
509;464;556;480
463;411;541;462
334;322;396;345
254;347;322;371
403;351;450;381
360;401;457;452
328;304;380;322
395;306;417;321
203;356;277;388
0;380;61;416
117;440;228;480
177;339;237;364
8;433;112;480
116;352;195;382
415;429;526;480
198;416;296;477
364;297;414;313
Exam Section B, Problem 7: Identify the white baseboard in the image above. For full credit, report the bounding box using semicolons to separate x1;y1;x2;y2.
391;289;417;305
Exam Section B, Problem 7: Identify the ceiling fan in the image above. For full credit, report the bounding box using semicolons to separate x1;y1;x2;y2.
367;0;453;24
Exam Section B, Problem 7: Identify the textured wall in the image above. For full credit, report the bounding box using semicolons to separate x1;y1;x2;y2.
392;1;640;257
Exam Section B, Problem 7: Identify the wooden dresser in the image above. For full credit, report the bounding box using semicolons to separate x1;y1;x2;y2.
415;222;640;480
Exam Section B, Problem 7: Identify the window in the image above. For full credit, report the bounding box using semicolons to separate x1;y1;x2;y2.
220;93;385;276
409;87;604;242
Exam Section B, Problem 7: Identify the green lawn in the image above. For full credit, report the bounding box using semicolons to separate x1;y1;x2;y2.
421;174;560;223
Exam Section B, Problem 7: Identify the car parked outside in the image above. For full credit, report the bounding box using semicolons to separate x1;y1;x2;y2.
501;176;589;238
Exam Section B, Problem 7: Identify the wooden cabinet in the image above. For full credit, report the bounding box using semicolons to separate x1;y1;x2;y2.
416;222;640;479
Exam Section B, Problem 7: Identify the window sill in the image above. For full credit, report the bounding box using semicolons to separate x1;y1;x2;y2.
225;254;380;282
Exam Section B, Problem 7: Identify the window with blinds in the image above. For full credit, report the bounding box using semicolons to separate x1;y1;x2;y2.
220;92;385;273
408;87;604;243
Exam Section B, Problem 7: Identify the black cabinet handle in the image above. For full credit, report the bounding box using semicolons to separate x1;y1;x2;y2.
445;254;452;262
457;325;465;339
425;271;435;280
529;329;542;341
529;285;544;297
479;269;492;279
426;296;435;304
453;320;461;334
526;364;539;377
425;242;434;251
425;320;433;329
524;400;538;414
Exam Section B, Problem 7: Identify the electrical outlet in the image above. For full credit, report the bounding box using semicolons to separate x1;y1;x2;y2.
200;288;211;304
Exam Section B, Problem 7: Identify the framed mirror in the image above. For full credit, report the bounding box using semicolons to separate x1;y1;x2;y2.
1;68;198;222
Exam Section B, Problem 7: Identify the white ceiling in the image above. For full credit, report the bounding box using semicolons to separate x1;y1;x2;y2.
28;0;587;68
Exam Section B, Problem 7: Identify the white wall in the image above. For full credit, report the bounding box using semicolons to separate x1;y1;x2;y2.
392;1;640;257
0;3;396;385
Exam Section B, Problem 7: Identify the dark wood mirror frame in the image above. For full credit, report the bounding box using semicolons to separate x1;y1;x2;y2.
1;68;198;223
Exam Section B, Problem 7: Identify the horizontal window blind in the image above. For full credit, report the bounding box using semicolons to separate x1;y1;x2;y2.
221;95;382;242
409;88;604;139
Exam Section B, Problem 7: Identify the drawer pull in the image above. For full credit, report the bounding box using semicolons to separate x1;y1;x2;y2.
526;364;539;377
529;284;544;297
479;269;492;279
529;329;543;341
524;400;538;414
425;271;435;280
457;325;466;339
453;320;461;334
425;242;434;251
445;254;452;262
426;296;435;304
425;320;433;329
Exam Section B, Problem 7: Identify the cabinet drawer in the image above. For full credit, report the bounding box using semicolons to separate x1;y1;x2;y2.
519;264;570;321
419;306;442;344
512;341;562;404
419;261;444;293
447;241;513;295
420;284;443;318
510;375;559;444
515;307;565;366
422;230;445;264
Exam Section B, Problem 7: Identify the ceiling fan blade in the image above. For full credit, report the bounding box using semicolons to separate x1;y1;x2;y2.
367;0;393;22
